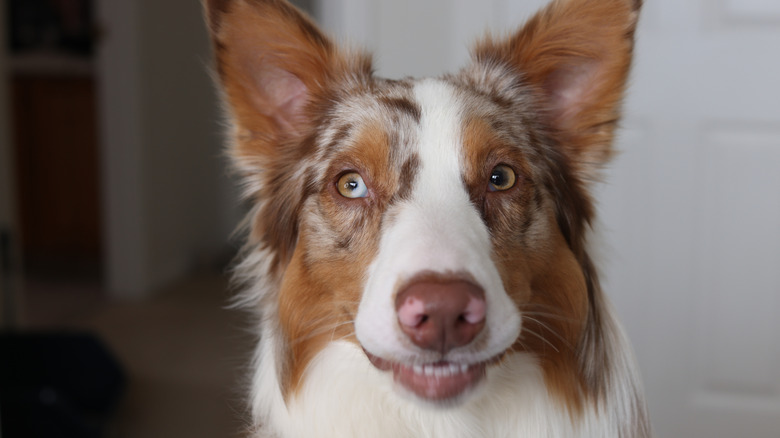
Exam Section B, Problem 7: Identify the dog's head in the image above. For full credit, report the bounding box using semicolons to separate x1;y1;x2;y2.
206;0;640;406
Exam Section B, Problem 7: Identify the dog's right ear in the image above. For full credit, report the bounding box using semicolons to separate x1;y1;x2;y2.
204;0;371;158
205;0;372;273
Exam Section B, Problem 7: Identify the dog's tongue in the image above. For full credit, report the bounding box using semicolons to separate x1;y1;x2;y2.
368;354;485;400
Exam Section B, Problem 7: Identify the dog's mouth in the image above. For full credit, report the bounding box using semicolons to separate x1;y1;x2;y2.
365;352;488;401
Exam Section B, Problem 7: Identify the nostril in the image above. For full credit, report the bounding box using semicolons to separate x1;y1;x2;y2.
397;296;427;328
462;295;486;325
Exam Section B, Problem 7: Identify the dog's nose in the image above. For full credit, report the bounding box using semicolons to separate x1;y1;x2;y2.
395;280;486;354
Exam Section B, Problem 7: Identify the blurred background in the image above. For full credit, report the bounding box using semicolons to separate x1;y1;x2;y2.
0;0;778;437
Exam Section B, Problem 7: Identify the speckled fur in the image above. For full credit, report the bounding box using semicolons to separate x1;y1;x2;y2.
205;0;650;436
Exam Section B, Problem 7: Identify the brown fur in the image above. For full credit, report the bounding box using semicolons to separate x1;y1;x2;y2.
206;0;646;434
207;0;374;275
474;0;640;178
459;0;641;413
459;114;591;413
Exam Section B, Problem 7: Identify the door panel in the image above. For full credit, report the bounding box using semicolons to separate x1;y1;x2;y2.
317;0;780;436
12;75;102;276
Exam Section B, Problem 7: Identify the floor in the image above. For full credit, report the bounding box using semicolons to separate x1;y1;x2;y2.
19;271;255;438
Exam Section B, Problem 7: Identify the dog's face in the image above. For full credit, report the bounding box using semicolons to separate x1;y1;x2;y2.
344;78;586;403
206;0;640;407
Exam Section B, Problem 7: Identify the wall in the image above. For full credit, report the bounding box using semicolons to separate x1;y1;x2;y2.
136;0;235;288
97;0;147;298
316;0;548;79
98;0;238;299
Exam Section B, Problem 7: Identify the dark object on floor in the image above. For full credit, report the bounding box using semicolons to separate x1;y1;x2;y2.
0;332;125;438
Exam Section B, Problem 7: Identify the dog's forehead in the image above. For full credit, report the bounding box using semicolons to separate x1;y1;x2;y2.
327;78;421;124
318;77;505;177
409;79;469;188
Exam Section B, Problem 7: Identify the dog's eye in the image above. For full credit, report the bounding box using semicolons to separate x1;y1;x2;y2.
488;165;516;192
337;172;369;198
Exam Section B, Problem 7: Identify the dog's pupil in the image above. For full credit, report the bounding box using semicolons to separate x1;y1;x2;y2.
491;171;505;186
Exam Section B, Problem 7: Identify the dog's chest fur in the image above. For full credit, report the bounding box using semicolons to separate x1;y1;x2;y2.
254;339;643;438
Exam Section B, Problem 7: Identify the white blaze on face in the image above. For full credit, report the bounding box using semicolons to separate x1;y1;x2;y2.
354;79;522;364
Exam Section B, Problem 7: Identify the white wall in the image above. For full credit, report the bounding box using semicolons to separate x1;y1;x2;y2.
98;0;238;299
316;0;548;79
97;0;147;298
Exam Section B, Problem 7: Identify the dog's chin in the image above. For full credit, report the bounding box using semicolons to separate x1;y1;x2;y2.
365;352;490;405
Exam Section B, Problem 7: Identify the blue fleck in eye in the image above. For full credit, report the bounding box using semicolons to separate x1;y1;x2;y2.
488;165;516;192
337;172;369;198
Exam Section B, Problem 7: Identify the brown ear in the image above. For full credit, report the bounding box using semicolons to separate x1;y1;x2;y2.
204;0;371;157
474;0;641;177
204;0;372;272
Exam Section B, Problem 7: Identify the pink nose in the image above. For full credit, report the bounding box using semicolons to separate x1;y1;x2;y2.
395;279;486;354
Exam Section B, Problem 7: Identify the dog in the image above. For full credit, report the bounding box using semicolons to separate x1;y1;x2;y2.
205;0;649;436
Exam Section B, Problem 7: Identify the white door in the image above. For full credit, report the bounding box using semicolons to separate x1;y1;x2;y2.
600;1;780;437
317;1;780;436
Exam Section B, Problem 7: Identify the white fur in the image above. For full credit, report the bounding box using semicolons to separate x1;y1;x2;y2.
355;79;521;365
245;79;649;438
252;339;641;438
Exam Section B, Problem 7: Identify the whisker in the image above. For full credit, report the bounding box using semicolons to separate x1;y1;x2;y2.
521;327;560;353
522;315;573;351
520;310;578;323
288;319;356;346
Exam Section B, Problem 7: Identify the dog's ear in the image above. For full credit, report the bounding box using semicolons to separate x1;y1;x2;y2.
204;0;372;273
204;0;371;158
474;0;641;178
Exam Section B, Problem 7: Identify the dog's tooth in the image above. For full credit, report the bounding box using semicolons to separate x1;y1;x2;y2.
448;363;460;375
460;363;469;373
439;365;451;377
424;365;435;376
413;364;424;375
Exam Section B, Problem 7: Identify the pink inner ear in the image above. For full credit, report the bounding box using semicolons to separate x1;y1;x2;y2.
253;66;309;136
544;60;600;130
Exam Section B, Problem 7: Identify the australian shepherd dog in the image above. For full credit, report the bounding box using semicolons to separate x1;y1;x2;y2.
204;0;650;436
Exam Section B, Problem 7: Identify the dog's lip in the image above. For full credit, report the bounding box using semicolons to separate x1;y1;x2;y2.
365;352;489;401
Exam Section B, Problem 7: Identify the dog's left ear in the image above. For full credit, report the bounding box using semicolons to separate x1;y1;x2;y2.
474;0;641;178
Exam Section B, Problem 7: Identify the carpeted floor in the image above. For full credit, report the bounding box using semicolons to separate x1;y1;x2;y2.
20;272;255;438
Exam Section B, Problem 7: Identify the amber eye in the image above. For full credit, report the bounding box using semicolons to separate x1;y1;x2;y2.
337;172;368;198
488;165;516;192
